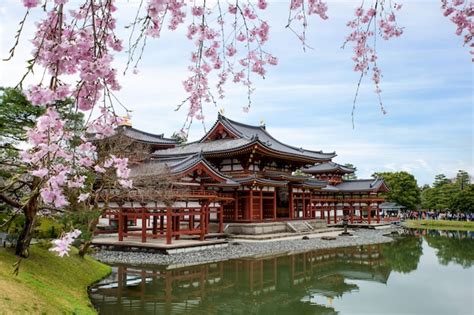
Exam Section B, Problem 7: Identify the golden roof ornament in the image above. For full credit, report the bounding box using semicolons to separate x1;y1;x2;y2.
119;115;132;127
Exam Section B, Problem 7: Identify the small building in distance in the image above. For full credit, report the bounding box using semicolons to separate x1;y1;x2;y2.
379;202;406;218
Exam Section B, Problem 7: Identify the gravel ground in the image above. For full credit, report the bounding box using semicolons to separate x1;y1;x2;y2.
93;227;401;266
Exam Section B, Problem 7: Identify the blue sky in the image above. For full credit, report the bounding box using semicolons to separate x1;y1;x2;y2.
0;0;472;185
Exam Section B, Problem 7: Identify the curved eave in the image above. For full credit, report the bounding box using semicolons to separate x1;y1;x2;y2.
292;182;327;189
235;177;288;187
201;139;334;163
218;114;336;157
303;164;355;175
173;158;236;185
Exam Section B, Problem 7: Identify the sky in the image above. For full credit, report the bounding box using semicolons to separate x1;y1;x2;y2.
0;0;472;185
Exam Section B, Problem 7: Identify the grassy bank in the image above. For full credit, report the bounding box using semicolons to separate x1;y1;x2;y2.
0;245;111;314
404;219;474;231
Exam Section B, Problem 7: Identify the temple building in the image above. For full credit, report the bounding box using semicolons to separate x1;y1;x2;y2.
99;114;389;244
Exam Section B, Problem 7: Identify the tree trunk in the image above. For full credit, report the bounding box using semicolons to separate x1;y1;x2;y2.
15;207;37;258
78;213;100;257
15;178;40;258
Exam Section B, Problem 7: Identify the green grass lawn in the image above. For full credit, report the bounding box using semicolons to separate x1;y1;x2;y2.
404;219;474;231
0;245;111;314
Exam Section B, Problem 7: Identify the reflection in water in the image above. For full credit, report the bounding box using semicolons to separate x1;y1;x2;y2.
90;231;473;315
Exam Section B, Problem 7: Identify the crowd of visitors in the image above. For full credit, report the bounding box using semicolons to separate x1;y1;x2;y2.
403;211;474;221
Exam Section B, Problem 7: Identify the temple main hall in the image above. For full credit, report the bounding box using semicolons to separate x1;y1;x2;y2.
99;114;389;245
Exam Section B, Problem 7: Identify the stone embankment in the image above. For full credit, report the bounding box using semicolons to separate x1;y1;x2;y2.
93;227;401;267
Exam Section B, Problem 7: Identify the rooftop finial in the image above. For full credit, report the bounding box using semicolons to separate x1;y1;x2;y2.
118;115;132;127
218;108;225;116
260;118;265;129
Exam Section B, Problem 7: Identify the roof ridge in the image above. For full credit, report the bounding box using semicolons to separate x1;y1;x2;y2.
125;126;171;139
220;115;336;156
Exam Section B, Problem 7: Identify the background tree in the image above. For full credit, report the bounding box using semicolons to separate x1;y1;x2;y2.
449;184;474;213
420;184;436;211
372;171;420;210
342;163;357;180
0;88;86;257
420;171;471;212
454;170;471;191
0;87;44;214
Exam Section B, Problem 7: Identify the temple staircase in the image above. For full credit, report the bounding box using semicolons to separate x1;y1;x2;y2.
286;221;316;233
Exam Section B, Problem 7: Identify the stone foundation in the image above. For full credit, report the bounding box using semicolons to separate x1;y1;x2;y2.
225;219;327;235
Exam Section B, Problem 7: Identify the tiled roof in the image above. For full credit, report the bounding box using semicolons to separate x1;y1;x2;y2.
153;138;251;157
131;153;238;185
302;162;355;174
334;179;389;192
118;126;177;145
233;174;288;187
194;114;336;161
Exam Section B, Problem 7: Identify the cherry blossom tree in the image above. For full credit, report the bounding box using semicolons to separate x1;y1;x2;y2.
2;0;472;257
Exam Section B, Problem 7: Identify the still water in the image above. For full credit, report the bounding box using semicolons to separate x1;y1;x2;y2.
90;230;474;315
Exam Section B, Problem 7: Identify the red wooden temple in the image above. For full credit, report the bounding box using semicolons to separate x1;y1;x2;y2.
99;114;389;244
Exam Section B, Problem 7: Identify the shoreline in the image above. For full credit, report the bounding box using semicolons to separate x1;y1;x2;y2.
93;227;401;267
402;219;474;232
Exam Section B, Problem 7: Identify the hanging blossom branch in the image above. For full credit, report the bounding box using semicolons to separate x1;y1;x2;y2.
127;0;329;134
14;0;132;212
50;229;81;257
343;1;404;127
441;0;473;61
286;0;328;51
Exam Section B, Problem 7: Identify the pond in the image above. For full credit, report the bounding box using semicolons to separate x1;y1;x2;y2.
90;229;474;315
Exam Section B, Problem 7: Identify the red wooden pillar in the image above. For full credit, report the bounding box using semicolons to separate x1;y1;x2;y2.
123;214;128;233
326;207;330;224
189;213;194;230
200;203;205;241
376;202;381;223
175;212;180;240
368;204;372;225
152;214;158;238
205;204;210;234
219;204;224;233
141;207;147;243
166;207;172;244
289;187;294;219
234;190;238;221
350;204;354;224
160;214;164;235
302;190;306;219
259;189;263;221
118;208;124;241
249;189;254;222
273;189;277;220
